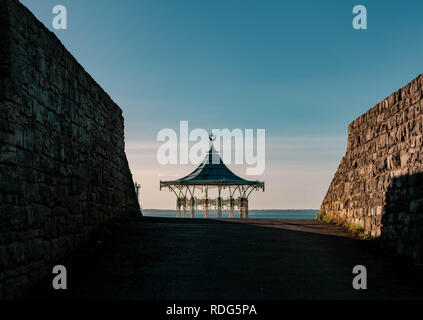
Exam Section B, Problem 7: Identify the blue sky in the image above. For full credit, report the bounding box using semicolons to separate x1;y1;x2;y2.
21;0;423;209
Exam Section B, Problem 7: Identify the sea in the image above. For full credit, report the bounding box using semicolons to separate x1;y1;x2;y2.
142;209;318;220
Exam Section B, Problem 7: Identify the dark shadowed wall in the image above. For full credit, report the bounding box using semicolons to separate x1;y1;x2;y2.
321;73;423;261
0;0;140;298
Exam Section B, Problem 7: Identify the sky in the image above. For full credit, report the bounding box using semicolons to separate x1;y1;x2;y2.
21;0;423;209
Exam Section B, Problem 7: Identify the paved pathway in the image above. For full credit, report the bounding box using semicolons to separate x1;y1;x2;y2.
29;217;423;299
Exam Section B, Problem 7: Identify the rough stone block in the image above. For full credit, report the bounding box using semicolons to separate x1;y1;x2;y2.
410;199;423;213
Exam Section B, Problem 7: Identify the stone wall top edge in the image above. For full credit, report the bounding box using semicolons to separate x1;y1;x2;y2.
9;0;123;116
347;73;423;135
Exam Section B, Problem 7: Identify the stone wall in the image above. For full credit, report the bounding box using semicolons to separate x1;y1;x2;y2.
321;73;423;261
0;0;140;299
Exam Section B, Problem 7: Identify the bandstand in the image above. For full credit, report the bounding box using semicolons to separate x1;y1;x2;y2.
160;135;265;218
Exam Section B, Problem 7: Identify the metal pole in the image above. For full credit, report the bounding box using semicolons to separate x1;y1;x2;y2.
134;182;141;206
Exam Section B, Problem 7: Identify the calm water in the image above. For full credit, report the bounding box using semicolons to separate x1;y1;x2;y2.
142;209;318;220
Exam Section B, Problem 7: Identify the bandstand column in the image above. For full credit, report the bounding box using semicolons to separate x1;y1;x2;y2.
190;197;195;218
176;197;181;218
239;198;244;219
182;197;187;218
204;198;209;218
217;186;222;218
245;198;249;219
229;197;234;219
204;187;209;218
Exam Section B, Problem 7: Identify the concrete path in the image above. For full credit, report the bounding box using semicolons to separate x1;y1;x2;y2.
29;217;423;299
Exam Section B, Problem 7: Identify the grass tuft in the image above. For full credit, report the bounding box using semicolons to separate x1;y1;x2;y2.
317;210;374;240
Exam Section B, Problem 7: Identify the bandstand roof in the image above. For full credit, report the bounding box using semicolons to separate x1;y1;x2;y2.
160;144;264;189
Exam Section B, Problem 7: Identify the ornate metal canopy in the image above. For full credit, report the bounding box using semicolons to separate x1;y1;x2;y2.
160;136;265;218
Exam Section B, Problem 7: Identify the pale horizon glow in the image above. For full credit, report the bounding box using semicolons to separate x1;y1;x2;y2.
126;135;347;210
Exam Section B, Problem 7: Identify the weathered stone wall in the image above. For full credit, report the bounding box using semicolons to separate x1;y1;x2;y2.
321;73;423;261
0;0;140;299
